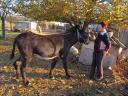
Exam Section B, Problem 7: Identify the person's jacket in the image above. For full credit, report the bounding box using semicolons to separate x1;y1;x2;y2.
94;32;111;52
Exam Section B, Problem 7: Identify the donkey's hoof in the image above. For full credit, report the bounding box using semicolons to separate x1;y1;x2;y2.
24;80;29;86
66;75;71;79
49;75;53;79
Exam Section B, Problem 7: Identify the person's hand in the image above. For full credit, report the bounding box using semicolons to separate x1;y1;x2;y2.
104;51;110;56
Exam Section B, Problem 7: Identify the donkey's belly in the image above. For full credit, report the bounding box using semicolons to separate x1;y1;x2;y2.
35;54;58;60
33;46;61;60
34;48;60;60
33;36;64;60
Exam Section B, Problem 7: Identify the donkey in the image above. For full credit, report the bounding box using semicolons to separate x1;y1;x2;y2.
10;25;89;85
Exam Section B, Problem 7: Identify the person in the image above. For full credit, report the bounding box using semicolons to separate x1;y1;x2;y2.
89;21;111;80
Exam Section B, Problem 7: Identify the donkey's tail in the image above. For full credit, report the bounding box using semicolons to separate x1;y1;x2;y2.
10;38;17;59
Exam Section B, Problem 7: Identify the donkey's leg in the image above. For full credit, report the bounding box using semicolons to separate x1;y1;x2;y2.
13;57;21;79
62;57;70;78
60;49;70;78
49;58;59;77
20;56;32;86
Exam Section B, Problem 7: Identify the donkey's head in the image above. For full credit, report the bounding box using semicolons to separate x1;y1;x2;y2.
75;25;90;44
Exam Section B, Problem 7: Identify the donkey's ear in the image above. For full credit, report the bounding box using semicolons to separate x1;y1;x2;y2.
76;25;80;29
83;21;90;30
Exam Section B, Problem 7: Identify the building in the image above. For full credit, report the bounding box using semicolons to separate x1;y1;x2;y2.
38;21;71;33
15;21;37;31
15;21;70;33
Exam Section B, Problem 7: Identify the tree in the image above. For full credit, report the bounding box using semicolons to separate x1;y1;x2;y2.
13;0;128;30
0;0;14;38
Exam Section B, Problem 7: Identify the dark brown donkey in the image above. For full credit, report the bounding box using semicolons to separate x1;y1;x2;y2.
10;25;89;85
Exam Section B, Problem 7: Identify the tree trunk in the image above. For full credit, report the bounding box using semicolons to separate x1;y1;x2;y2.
1;16;6;38
83;21;90;31
9;15;13;31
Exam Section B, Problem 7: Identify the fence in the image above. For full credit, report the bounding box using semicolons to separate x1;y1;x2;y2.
119;32;128;47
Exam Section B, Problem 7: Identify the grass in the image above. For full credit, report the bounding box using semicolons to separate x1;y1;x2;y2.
0;31;128;96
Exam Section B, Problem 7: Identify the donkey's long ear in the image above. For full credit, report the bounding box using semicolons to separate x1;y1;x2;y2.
67;21;74;27
76;25;80;29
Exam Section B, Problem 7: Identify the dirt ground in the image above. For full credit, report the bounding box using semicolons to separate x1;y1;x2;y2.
0;32;128;96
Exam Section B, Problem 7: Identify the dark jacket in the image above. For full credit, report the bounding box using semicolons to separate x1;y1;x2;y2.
94;32;111;52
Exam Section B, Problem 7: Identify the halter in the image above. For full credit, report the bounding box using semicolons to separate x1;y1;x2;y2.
77;29;80;41
77;29;85;42
76;28;89;44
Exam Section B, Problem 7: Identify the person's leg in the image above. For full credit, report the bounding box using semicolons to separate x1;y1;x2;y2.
96;51;104;79
89;52;97;79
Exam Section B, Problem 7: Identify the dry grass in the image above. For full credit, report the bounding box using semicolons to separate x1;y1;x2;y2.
0;32;128;96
